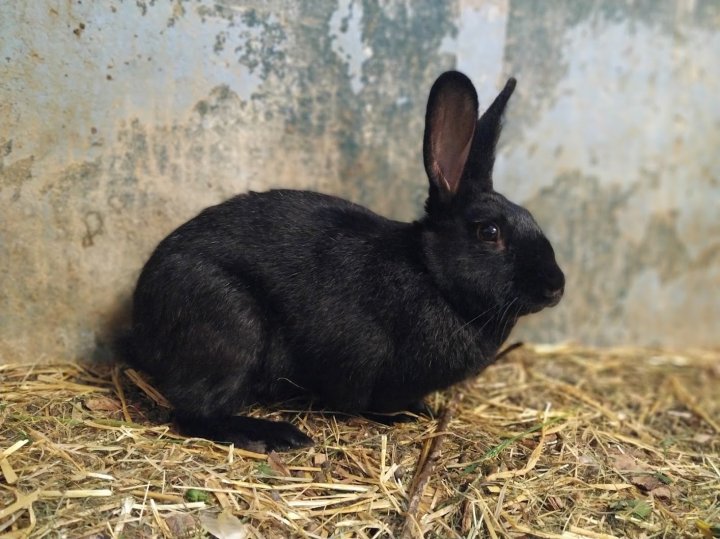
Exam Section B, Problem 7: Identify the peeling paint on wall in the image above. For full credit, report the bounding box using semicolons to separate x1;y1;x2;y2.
1;0;718;362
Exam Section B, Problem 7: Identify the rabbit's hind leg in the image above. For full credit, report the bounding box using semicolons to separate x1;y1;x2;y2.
150;268;309;451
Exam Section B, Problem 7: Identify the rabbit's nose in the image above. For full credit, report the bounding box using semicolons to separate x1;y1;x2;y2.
543;285;564;305
545;286;565;299
542;267;565;305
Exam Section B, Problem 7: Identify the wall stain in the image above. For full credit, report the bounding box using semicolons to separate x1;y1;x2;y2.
82;211;104;247
72;22;86;37
1;138;11;157
0;155;34;200
634;212;689;283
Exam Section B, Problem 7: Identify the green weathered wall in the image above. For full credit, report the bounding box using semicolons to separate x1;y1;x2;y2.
1;0;718;362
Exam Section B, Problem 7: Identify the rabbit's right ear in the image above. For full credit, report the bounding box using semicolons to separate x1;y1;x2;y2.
423;71;479;203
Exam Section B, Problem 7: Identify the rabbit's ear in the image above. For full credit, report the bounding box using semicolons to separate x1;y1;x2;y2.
423;71;479;199
464;78;516;192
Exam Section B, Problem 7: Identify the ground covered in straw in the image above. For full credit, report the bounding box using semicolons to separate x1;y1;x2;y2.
1;345;718;538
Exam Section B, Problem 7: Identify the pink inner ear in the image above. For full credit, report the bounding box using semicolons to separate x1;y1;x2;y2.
431;95;477;194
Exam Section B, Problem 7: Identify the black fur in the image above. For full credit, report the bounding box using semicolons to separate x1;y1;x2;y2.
119;72;564;452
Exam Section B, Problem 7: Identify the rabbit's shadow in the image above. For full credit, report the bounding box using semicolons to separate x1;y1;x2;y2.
90;293;133;364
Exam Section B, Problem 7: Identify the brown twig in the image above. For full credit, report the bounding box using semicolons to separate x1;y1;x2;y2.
401;397;457;539
495;341;524;362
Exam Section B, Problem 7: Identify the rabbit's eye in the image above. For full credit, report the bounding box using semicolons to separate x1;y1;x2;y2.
478;223;500;243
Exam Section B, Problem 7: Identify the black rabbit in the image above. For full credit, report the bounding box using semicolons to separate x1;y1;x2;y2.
119;71;564;452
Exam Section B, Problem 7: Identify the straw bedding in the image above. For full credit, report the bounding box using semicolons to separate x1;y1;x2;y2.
1;344;718;538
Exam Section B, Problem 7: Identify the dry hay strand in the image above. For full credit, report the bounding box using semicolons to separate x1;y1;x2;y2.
0;345;719;538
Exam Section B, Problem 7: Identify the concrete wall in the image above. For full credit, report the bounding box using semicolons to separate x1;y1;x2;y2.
1;0;718;363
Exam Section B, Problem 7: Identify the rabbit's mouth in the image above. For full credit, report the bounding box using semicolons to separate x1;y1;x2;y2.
544;287;564;308
523;303;545;315
521;287;564;314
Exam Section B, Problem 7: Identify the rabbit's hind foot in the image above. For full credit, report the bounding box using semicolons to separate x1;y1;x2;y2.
174;412;313;453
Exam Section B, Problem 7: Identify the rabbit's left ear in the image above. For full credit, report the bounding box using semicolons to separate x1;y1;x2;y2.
463;78;516;192
423;71;479;200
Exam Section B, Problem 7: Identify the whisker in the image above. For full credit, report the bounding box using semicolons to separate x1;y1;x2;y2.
494;297;517;338
476;301;506;333
451;301;501;338
499;298;520;341
477;297;513;334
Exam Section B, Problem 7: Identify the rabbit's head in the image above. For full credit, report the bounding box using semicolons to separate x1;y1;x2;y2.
422;72;564;321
